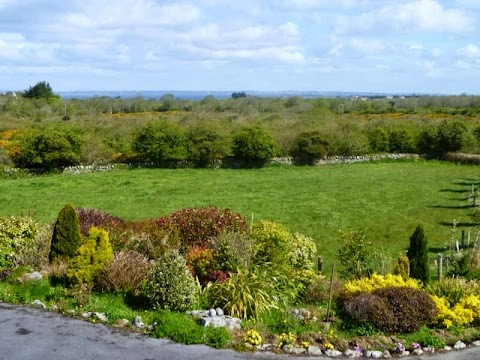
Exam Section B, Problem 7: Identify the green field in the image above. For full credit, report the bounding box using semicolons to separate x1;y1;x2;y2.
1;159;478;264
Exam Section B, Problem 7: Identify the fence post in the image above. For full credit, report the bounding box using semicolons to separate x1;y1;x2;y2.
317;256;324;272
437;253;443;281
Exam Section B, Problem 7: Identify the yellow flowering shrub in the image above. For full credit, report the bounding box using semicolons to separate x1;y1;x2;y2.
243;329;262;346
431;294;480;327
343;273;422;295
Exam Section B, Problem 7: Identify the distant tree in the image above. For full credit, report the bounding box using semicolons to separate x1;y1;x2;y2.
231;125;279;166
407;224;430;285
23;81;58;100
14;127;84;170
132;120;188;163
231;91;247;99
187;124;230;167
290;131;329;164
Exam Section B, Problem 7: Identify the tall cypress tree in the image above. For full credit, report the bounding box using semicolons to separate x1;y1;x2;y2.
407;224;430;284
49;204;82;262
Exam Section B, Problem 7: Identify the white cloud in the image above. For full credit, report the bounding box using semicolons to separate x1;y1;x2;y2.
335;0;475;34
458;44;480;59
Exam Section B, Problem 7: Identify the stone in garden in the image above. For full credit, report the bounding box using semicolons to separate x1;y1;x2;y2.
365;350;383;358
413;348;424;356
398;350;410;357
284;346;306;355
26;272;42;281
383;350;391;358
115;319;130;328
133;315;145;329
256;344;273;351
423;347;435;353
31;300;46;310
49;305;58;312
453;341;466;350
208;308;217;317
325;349;343;357
344;348;361;358
307;346;323;356
215;308;224;316
473;340;480;346
93;312;108;322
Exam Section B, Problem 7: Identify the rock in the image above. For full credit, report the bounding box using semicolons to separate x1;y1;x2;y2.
199;316;241;330
325;349;343;357
49;305;58;312
423;347;435;353
454;341;466;350
26;272;42;281
413;348;424;356
307;346;323;356
398;351;410;357
365;350;383;358
31;300;46;310
94;312;108;322
284;346;306;355
256;344;273;351
133;315;145;329
344;348;361;358
473;340;480;346
383;350;391;358
115;319;130;328
443;346;452;351
215;308;224;316
208;309;217;317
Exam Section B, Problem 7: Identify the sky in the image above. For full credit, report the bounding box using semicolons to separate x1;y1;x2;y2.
1;0;480;94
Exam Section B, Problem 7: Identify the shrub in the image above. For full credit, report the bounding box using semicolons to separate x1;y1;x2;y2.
428;277;480;306
401;326;446;349
141;251;197;311
18;224;52;269
431;294;480;328
0;216;39;270
98;250;153;293
132;119;188;163
251;220;292;264
367;127;389;152
208;267;277;319
185;246;216;284
14;127;84;170
231;125;279;165
341;286;437;334
49;204;82;262
186;124;230;167
75;207;123;237
290;131;330;164
289;233;317;270
105;219;180;258
304;275;342;305
156;207;248;251
209;231;257;270
392;253;410;280
337;228;374;279
204;326;232;349
342;273;422;296
407;224;430;285
66;227;113;287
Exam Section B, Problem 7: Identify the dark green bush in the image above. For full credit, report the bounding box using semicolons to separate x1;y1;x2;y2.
156;207;248;250
407;224;430;285
186;124;230;167
290;131;329;164
49;204;82;262
132;119;188;163
204;326;232;349
231;125;279;166
14;127;84;170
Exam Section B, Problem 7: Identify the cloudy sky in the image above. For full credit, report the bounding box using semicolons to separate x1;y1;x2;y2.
1;0;479;94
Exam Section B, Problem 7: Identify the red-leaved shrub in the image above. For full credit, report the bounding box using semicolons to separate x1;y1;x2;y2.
76;207;123;237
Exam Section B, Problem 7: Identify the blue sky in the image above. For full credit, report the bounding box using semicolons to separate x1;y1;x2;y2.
1;0;479;94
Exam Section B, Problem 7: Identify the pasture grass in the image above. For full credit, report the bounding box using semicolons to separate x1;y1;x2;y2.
1;159;478;267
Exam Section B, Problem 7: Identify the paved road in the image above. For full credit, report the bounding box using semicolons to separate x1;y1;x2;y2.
1;303;480;360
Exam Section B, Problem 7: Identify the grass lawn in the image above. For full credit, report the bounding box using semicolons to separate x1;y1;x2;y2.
1;159;478;267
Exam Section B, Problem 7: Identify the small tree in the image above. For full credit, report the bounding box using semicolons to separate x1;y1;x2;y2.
290;131;330;164
23;81;57;100
231;125;279;166
49;204;82;262
337;228;374;279
407;224;430;285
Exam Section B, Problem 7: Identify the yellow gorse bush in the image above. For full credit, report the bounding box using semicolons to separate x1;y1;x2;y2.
243;329;262;346
431;294;480;328
343;273;422;295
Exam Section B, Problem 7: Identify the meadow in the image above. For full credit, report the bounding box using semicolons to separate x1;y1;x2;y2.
1;159;478;266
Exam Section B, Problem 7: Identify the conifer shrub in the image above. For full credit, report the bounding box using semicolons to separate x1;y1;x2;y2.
66;227;113;286
392;253;410;280
407;224;430;285
49;204;82;262
98;250;153;293
141;250;197;311
156;207;248;250
75;207;123;237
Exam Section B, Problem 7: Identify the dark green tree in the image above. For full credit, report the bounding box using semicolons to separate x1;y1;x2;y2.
23;81;57;100
14;127;84;170
187;124;229;167
290;131;330;164
407;224;430;284
132;119;188;163
231;125;279;166
49;204;82;262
